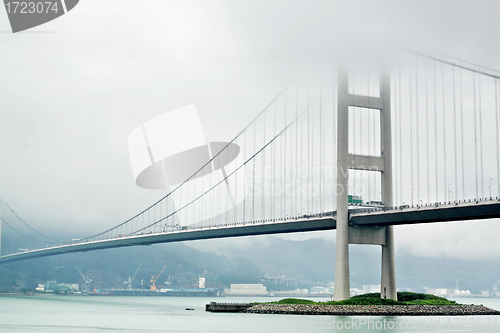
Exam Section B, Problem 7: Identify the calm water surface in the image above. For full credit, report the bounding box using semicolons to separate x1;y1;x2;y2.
1;295;499;332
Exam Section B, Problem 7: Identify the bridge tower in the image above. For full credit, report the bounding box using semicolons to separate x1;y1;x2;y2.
334;69;396;301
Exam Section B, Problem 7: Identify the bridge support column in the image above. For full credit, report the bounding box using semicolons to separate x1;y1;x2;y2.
334;68;397;301
380;72;397;300
334;69;350;301
381;226;396;299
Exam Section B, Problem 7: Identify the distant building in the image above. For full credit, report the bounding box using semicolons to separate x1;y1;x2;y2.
452;289;471;297
481;290;490;296
45;280;57;292
198;277;205;289
425;288;471;297
42;280;79;294
225;284;269;296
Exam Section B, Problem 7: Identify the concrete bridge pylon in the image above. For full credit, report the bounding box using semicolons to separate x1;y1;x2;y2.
334;69;397;301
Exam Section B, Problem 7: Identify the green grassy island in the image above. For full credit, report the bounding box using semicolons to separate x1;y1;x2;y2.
258;292;460;306
207;292;500;315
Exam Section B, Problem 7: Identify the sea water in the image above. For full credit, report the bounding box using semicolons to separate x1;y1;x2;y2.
0;295;499;332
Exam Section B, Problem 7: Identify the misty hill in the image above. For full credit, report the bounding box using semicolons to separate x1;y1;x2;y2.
0;243;262;292
1;236;499;294
212;236;500;293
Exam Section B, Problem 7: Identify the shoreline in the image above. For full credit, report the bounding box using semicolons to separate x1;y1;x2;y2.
243;304;500;316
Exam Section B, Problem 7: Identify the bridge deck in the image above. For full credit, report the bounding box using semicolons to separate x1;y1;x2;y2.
1;200;499;264
0;216;335;264
351;199;500;226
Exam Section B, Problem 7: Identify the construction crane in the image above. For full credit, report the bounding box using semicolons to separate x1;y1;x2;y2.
74;267;91;293
124;264;142;290
165;264;181;286
492;279;500;296
150;265;167;291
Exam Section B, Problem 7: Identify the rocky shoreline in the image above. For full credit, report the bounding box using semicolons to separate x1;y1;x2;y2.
244;304;500;316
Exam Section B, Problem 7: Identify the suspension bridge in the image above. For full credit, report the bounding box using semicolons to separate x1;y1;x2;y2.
1;50;500;301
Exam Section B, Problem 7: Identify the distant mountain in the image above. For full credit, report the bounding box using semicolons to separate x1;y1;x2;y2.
0;243;261;291
0;236;499;294
200;236;500;293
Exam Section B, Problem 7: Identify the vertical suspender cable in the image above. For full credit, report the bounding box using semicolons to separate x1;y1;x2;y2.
373;92;376;201
262;103;266;220
442;64;447;201
233;138;237;224
208;142;214;226
368;70;372;202
308;78;312;213
352;72;355;199
226;145;230;224
219;146;223;225
300;83;303;215
283;92;287;217
320;81;323;211
495;79;500;197
425;62;430;203
243;129;246;223
296;85;299;216
252;121;257;222
478;75;484;198
309;86;313;214
307;79;310;213
453;67;458;202
322;79;326;212
415;57;420;204
390;70;396;205
159;196;163;231
283;92;287;216
398;62;403;205
460;68;465;200
183;181;186;231
433;61;439;202
409;70;414;205
333;68;337;211
271;103;277;220
473;73;479;199
360;83;363;157
331;70;335;211
216;142;221;225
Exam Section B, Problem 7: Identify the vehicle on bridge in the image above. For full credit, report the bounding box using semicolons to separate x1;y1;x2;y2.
365;201;385;208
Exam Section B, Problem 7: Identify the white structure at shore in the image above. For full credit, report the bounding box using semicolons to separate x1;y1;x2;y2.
225;284;269;296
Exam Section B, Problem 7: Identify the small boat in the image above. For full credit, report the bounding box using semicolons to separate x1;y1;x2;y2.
185;308;195;311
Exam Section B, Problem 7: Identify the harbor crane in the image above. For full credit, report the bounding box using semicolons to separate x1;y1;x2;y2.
74;266;91;293
492;279;500;296
150;265;167;291
165;264;181;286
124;264;142;290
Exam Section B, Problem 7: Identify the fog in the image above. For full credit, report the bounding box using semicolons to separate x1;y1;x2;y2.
1;0;500;260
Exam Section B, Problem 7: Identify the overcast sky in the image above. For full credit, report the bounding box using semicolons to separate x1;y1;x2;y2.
1;0;500;260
